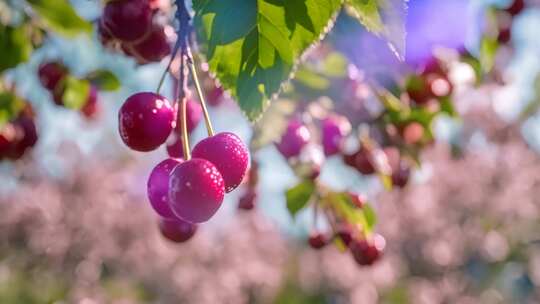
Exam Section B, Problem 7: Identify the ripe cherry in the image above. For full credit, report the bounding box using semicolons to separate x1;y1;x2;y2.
159;217;197;243
148;158;183;218
169;158;225;223
102;0;152;42
308;232;329;249
350;234;385;266
165;134;185;159
349;192;366;208
192;132;249;192
506;0;525;16
276;119;311;159
118;92;174;152
321;115;351;156
336;225;353;246
81;86;99;119
354;148;375;175
392;162;411;188
207;86;224;106
123;24;171;64
38;62;66;91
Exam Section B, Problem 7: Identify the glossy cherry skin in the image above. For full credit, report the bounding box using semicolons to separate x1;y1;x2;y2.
159;217;197;243
354;148;376;175
38;62;66;91
169;158;225;223
192;132;249;192
276;119;311;159
102;0;152;42
123;24;171;64
118;92;174;152
147;158;183;218
165;134;185;159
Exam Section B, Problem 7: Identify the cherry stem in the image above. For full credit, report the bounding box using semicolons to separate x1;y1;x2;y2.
174;0;191;160
186;45;214;137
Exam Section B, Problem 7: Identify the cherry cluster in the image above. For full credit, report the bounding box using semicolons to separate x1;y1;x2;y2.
98;0;172;65
38;62;100;119
0;103;38;161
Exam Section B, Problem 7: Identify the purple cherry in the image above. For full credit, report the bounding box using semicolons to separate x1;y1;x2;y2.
118;92;174;152
102;0;152;42
322;115;351;156
192;132;249;192
169;158;225;223
276;119;311;159
159;217;197;243
147;158;183;218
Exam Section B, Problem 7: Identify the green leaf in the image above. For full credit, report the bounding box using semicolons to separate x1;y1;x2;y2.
480;36;498;73
86;70;121;91
362;203;377;231
294;68;331;90
0;24;33;73
194;0;342;121
330;192;377;233
0;92;25;127
345;0;407;59
26;0;92;37
61;76;90;110
286;180;315;218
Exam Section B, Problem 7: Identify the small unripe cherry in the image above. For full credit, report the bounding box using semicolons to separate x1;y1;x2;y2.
38;62;66;91
308;232;329;249
159;217;197;243
118;92;174;152
169;158;225;223
192;132;249;193
321;115;351;156
402;122;424;145
350;234;385;266
276;119;311;159
147;158;183;218
102;0;152;42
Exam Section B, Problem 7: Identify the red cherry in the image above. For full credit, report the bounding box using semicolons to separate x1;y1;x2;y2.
349;192;366;208
392;162;411;188
147;158;183;218
159;217;197;243
169;158;225;223
102;0;152;42
207;86;224;106
165;134;185;159
506;0;525;16
192;132;249;193
276;119;311;159
336;225;353;246
174;99;202;134
123;24;171;64
321;115;351;156
118;92;174;152
308;232;329;249
354;148;375;175
81;86;100;119
38;62;66;91
350;234;385;266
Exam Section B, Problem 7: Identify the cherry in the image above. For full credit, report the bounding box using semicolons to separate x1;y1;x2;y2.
192;132;249;193
147;158;183;218
350;234;385;266
336;225;353;246
174;99;202;133
506;0;525;16
81;86;99;119
169;158;225;223
308;232;329;249
238;187;257;210
118;92;174;152
402;122;424;145
159;217;197;243
276;119;311;159
207;86;224;106
392;162;411;188
123;24;171;64
165;134;185;159
97;18;114;46
102;0;152;42
321;115;351;156
354;148;375;175
349;192;366;208
38;62;66;91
